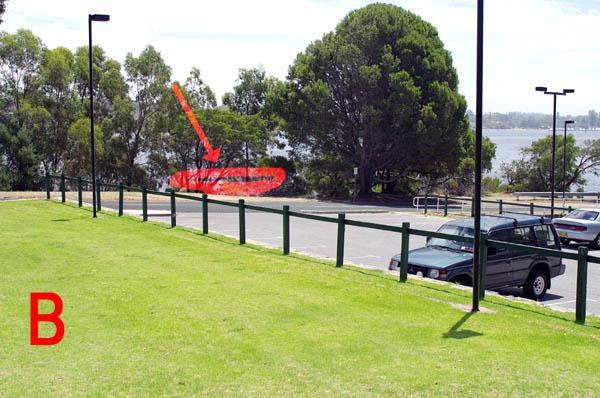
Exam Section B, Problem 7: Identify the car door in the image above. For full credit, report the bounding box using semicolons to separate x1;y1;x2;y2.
486;228;515;288
509;226;536;284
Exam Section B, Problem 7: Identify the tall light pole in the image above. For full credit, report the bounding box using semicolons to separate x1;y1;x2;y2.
88;13;110;218
472;0;484;313
535;87;574;218
563;120;575;207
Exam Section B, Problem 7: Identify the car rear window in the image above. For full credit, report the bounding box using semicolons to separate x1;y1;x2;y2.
534;225;556;247
566;210;599;221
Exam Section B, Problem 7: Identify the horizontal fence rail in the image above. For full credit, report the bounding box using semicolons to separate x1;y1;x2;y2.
414;194;573;217
46;173;596;324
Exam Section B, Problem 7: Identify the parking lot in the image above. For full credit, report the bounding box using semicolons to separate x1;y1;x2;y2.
104;198;600;315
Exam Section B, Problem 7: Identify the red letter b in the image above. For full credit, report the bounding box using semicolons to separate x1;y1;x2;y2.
30;292;64;345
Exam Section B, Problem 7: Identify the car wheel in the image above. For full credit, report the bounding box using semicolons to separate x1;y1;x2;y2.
592;234;600;250
560;238;570;246
523;269;549;301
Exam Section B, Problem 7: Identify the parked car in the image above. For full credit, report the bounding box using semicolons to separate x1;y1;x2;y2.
552;208;600;248
389;214;565;300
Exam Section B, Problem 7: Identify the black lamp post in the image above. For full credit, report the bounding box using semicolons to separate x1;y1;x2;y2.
535;87;574;218
88;13;110;218
472;0;484;313
563;120;575;205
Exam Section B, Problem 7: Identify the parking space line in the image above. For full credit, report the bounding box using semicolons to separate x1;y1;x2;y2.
546;298;599;306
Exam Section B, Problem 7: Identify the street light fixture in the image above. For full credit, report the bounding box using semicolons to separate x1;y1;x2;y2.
88;13;110;218
534;86;575;218
563;120;575;207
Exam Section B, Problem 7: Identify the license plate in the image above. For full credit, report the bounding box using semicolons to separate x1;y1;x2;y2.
559;231;568;237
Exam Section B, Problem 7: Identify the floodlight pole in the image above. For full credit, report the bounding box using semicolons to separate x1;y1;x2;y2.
534;87;574;218
472;0;484;313
88;13;110;218
551;94;557;218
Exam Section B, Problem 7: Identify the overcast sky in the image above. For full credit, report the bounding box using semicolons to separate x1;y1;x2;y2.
2;0;599;114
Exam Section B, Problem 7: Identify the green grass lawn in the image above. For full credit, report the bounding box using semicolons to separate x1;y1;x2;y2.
1;200;599;396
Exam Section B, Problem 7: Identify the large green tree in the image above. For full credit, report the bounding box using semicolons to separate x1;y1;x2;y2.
223;66;273;116
0;29;45;119
36;46;78;174
105;45;171;186
271;3;471;196
151;71;269;183
0;29;45;189
0;0;7;25
223;66;279;170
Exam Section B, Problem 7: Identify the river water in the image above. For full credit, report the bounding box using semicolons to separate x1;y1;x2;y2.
484;129;600;191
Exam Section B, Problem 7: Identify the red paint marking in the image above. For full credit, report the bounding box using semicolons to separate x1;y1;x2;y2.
170;83;286;195
170;167;286;196
172;83;221;163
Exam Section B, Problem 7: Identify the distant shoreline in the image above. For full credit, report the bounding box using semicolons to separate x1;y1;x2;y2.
483;128;600;132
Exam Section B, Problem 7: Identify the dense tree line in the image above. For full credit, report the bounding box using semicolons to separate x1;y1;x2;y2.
1;4;494;197
0;29;271;190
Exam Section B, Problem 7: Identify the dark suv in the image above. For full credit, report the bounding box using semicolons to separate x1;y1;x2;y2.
389;214;565;300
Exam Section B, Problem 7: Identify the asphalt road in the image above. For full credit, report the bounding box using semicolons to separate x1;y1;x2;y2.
103;199;410;214
103;198;563;217
103;199;600;316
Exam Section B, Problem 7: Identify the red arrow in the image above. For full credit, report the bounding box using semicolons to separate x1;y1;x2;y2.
171;83;221;163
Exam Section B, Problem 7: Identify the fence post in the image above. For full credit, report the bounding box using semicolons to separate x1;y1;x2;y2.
77;177;83;207
170;189;176;228
142;187;148;222
400;222;410;282
96;183;102;211
336;213;346;267
202;194;208;234
118;183;124;216
499;199;503;214
530;202;534;215
576;246;588;324
283;205;290;255
45;173;51;199
60;173;66;203
444;195;448;217
479;232;488;300
424;194;428;214
239;199;246;244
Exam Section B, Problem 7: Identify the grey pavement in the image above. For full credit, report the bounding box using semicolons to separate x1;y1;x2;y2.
105;199;600;316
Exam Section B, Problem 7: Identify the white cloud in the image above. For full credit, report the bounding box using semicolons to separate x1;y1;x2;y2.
2;0;599;114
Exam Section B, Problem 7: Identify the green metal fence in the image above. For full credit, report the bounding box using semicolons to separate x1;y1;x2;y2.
46;173;597;324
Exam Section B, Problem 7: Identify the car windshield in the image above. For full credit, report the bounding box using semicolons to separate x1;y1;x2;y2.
427;225;474;252
566;210;599;221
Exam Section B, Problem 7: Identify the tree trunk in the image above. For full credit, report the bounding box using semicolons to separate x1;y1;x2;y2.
358;165;374;197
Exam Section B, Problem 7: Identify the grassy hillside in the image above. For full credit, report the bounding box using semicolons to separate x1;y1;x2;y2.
0;200;598;396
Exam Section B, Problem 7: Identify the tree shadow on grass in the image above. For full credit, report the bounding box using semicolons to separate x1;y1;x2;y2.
443;312;483;339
